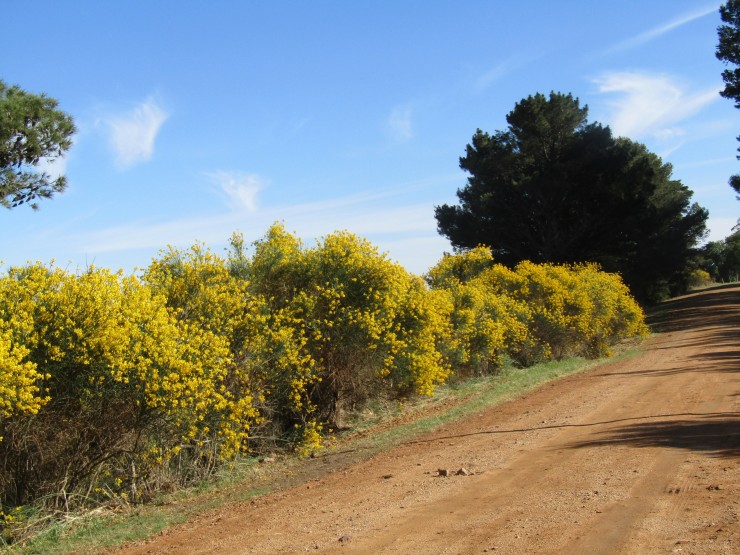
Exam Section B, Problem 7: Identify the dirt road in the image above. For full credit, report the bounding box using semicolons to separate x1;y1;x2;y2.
120;285;739;554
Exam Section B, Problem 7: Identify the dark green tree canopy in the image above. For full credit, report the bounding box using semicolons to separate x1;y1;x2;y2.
435;92;708;303
0;80;75;210
717;0;740;200
718;0;740;108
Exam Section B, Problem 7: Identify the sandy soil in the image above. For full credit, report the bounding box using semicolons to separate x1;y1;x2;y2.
118;285;739;555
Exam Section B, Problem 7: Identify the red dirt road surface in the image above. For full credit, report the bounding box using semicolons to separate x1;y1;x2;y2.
119;285;739;554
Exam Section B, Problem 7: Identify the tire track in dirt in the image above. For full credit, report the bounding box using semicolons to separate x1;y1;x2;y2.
118;285;739;555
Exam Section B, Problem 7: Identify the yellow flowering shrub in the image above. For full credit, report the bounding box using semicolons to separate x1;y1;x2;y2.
687;268;712;289
432;279;529;378
482;260;647;361
0;262;253;510
425;246;496;289
0;331;45;421
381;276;451;395
0;228;648;519
297;230;449;420
37;265;239;454
232;225;320;446
429;252;647;367
245;225;450;429
243;223;307;304
0;265;57;425
143;243;314;459
428;254;532;375
509;261;586;360
569;263;648;356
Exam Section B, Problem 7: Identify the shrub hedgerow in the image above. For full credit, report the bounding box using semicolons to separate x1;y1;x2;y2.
0;231;648;536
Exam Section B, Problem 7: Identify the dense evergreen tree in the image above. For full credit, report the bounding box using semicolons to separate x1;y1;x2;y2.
716;0;740;202
435;92;708;303
0;80;75;210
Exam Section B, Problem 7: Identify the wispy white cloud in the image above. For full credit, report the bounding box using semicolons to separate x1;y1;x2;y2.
476;61;516;92
68;180;455;275
208;171;264;212
593;71;719;139
603;3;720;54
75;193;433;251
652;128;686;141
104;98;169;168
474;53;540;92
386;105;414;142
675;156;737;170
291;117;311;135
656;142;687;160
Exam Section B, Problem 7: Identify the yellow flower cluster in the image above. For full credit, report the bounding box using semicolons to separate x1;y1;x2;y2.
428;250;647;371
0;330;45;421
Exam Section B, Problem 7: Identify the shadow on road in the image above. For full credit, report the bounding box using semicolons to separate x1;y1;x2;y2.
644;285;740;375
566;413;740;458
595;357;739;378
647;285;740;334
388;412;739;454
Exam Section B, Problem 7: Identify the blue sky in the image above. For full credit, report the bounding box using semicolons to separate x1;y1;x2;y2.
2;1;738;275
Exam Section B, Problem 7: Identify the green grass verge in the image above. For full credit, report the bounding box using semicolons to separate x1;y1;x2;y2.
2;347;641;555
